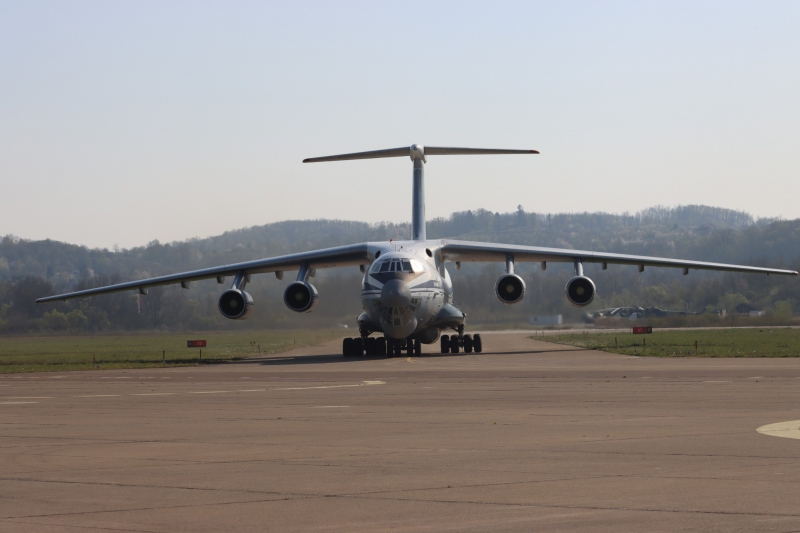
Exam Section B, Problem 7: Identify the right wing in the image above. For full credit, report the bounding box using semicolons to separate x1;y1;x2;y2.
36;243;373;303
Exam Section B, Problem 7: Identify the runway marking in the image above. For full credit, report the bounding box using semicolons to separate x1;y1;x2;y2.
757;420;800;440
5;396;52;399
0;381;386;403
703;381;732;383
274;381;385;391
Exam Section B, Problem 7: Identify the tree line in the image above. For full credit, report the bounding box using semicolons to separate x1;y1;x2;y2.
1;205;798;334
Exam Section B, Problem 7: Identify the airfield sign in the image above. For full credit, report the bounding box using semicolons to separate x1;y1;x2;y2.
187;340;207;348
632;326;653;334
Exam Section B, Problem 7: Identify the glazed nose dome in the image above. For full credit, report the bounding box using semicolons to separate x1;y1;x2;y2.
381;279;411;307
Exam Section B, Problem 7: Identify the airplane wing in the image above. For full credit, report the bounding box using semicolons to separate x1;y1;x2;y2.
36;243;372;303
439;240;798;276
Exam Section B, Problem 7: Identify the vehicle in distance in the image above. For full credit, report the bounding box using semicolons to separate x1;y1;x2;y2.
37;144;798;357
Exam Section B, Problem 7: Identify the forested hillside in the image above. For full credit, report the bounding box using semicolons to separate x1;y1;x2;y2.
2;205;798;334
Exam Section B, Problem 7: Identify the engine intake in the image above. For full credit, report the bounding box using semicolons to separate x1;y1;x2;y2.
495;274;526;305
218;289;254;320
283;281;319;313
565;276;596;306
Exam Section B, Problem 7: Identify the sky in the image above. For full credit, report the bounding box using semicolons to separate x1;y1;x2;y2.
1;1;798;249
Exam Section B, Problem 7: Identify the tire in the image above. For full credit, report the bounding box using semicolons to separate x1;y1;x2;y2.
414;339;421;356
376;337;387;356
353;337;363;356
394;342;402;357
342;337;353;357
406;340;413;356
365;337;376;356
440;334;450;354
385;339;394;358
463;334;473;354
450;335;460;354
473;334;483;353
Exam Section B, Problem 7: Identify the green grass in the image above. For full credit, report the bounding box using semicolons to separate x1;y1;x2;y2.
0;329;342;373
545;328;800;357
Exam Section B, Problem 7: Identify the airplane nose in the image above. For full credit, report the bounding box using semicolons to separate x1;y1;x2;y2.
381;279;411;307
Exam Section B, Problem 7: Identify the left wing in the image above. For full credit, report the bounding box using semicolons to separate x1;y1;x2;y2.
439;240;798;276
36;243;372;303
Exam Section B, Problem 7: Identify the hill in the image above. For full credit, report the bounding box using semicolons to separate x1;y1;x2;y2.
1;205;798;333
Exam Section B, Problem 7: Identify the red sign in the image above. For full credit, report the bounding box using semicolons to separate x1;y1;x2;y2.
187;340;207;348
632;327;652;334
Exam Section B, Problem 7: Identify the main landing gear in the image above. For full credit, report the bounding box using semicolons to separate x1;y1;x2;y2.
440;326;482;354
342;336;421;357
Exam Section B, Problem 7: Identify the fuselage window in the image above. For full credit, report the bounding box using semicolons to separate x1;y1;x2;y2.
401;260;412;272
379;261;391;273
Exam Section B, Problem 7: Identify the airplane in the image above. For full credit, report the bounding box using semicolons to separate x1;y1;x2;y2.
36;144;798;357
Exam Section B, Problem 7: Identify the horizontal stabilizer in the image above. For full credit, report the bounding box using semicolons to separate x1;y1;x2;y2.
303;145;538;163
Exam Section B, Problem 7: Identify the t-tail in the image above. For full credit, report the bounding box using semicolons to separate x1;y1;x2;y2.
303;145;539;241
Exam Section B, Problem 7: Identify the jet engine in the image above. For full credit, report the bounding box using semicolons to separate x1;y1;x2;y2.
218;289;254;320
495;274;526;305
283;281;319;313
565;276;596;306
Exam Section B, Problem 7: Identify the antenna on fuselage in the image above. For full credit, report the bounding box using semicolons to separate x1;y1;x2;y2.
303;145;539;241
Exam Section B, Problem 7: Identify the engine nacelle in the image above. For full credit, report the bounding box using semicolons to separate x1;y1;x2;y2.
283;281;319;313
565;276;596;306
495;274;526;305
218;289;254;320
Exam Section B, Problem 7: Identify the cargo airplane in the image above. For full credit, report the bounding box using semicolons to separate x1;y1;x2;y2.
37;145;798;356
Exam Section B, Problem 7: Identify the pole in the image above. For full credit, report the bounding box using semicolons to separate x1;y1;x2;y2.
162;350;165;366
199;349;202;360
695;340;698;355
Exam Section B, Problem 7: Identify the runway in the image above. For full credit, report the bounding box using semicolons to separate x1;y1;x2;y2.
2;332;800;532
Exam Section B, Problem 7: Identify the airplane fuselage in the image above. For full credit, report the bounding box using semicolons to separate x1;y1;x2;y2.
358;240;464;342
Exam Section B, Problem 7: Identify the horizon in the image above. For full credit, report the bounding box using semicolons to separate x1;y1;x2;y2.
2;203;786;251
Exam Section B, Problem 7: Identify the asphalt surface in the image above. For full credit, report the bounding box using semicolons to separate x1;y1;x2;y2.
2;332;800;532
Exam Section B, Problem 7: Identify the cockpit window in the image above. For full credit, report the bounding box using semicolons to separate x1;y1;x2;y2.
370;258;423;274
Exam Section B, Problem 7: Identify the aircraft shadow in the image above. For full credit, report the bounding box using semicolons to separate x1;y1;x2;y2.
224;347;587;367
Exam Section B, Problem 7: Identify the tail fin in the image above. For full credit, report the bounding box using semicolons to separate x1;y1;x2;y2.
303;144;539;241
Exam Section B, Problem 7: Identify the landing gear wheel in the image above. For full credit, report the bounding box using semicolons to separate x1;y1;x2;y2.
353;337;363;356
394;342;402;357
463;334;473;353
450;334;460;354
440;335;450;354
414;338;421;356
365;337;376;356
406;339;413;356
385;339;394;358
473;334;482;353
342;337;354;357
376;337;387;356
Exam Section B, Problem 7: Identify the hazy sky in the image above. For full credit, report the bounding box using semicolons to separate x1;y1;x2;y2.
1;1;798;249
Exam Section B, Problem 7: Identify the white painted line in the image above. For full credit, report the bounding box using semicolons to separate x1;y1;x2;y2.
0;401;38;405
74;395;120;398
310;406;350;408
274;381;385;391
5;396;52;399
131;393;177;396
703;381;732;383
238;389;267;392
757;420;800;440
188;391;229;394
